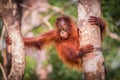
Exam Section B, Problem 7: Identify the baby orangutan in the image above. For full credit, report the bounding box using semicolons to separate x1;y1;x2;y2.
6;16;106;70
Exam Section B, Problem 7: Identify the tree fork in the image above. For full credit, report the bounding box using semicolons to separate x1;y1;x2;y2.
1;0;25;80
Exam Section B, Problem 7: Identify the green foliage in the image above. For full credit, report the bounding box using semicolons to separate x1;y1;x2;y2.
49;15;58;27
48;0;70;7
102;0;120;21
65;5;78;17
24;56;37;80
101;1;120;79
102;0;120;34
0;18;3;35
32;26;48;35
0;54;3;80
48;47;82;80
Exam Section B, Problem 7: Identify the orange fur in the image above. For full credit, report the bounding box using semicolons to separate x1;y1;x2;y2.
23;16;83;70
23;30;58;49
22;16;106;71
54;16;82;70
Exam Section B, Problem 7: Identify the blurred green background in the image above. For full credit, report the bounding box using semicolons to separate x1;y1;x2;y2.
0;0;120;80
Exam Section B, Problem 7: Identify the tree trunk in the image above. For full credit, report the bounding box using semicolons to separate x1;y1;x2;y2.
1;0;25;80
77;0;105;80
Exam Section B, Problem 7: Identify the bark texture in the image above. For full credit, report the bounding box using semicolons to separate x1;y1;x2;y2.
77;0;105;80
1;0;25;80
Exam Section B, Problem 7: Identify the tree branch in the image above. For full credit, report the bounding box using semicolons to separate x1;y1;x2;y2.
108;31;120;41
0;62;7;80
